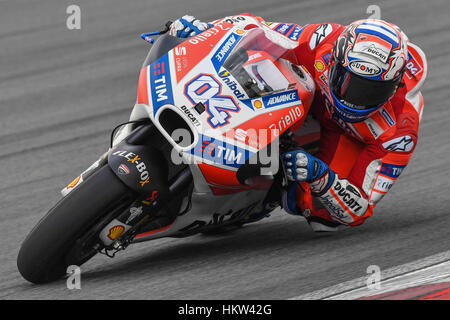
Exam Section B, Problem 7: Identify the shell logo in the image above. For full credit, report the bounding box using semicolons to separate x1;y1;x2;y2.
107;225;125;240
314;60;325;72
253;100;263;109
236;29;245;35
66;176;81;189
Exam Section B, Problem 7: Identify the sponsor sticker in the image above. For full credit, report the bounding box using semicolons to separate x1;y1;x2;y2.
66;176;82;189
180;105;201;127
262;90;300;109
112;150;151;187
319;74;328;86
380;163;405;178
248;52;263;61
126;206;143;224
353;33;393;63
241;90;301;110
365;118;384;139
174;46;186;56
405;51;423;79
382;135;414;152
150;54;174;114
118;164;130;175
223;16;248;25
190;134;253;168
268;105;303;135
309;24;333;49
288;25;304;41
380;107;395;127
314;60;325;72
374;175;394;193
322;52;332;65
211;32;242;72
142;190;159;205
320;194;350;222
253;100;263;109
218;70;246;99
349;60;381;76
107;225;125;240
332;181;363;213
275;23;294;35
187;24;231;45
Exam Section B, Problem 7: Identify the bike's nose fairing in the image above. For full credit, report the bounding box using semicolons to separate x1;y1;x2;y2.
136;22;315;193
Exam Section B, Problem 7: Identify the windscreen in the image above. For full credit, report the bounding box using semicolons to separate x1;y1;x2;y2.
222;28;300;98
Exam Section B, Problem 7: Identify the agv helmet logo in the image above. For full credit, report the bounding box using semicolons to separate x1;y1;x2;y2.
349;60;381;76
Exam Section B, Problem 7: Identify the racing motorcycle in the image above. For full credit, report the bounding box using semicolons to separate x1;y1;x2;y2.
17;21;318;284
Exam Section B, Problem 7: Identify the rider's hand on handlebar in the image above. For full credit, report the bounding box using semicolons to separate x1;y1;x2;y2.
169;15;213;38
282;150;332;184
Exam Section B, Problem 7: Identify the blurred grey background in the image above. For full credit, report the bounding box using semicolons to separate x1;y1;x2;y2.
0;0;449;299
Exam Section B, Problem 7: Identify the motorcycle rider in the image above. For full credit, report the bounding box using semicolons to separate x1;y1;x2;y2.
168;14;427;232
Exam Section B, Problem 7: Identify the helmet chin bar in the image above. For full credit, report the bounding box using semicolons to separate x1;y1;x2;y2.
329;89;381;123
339;98;367;111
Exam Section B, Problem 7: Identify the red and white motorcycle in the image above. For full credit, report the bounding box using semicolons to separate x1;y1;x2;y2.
17;21;318;283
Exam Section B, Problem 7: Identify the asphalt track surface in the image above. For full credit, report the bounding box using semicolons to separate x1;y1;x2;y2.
0;0;449;299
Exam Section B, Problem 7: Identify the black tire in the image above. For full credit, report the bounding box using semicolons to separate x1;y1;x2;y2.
17;165;133;284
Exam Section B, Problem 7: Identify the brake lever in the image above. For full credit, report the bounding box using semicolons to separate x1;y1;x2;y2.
279;154;289;188
279;131;302;188
140;20;173;44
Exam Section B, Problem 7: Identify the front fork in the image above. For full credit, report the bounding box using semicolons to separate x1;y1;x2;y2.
98;166;192;252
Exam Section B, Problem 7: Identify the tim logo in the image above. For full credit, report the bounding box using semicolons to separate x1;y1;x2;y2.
184;74;240;128
153;62;168;102
201;140;215;156
150;54;174;112
190;134;250;167
380;163;405;178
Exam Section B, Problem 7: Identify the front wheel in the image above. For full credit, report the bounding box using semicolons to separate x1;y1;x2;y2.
17;165;135;284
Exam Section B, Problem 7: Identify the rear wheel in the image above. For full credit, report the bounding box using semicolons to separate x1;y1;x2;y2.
17;165;135;284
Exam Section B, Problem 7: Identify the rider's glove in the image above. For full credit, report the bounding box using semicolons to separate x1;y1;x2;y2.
281;182;302;215
282;150;335;196
169;15;213;38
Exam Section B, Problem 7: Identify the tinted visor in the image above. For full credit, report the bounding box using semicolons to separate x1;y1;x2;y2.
330;63;402;109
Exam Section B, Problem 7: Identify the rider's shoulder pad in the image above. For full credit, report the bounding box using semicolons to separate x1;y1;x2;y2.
404;42;428;99
301;23;343;51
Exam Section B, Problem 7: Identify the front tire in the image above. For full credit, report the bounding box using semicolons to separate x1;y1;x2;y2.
17;165;134;284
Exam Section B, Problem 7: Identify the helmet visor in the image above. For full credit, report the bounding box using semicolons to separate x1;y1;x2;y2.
329;63;402;109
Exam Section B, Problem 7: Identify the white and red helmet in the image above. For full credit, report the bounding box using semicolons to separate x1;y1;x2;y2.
329;19;409;122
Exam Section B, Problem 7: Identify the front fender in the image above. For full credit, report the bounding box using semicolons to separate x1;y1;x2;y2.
108;139;169;200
